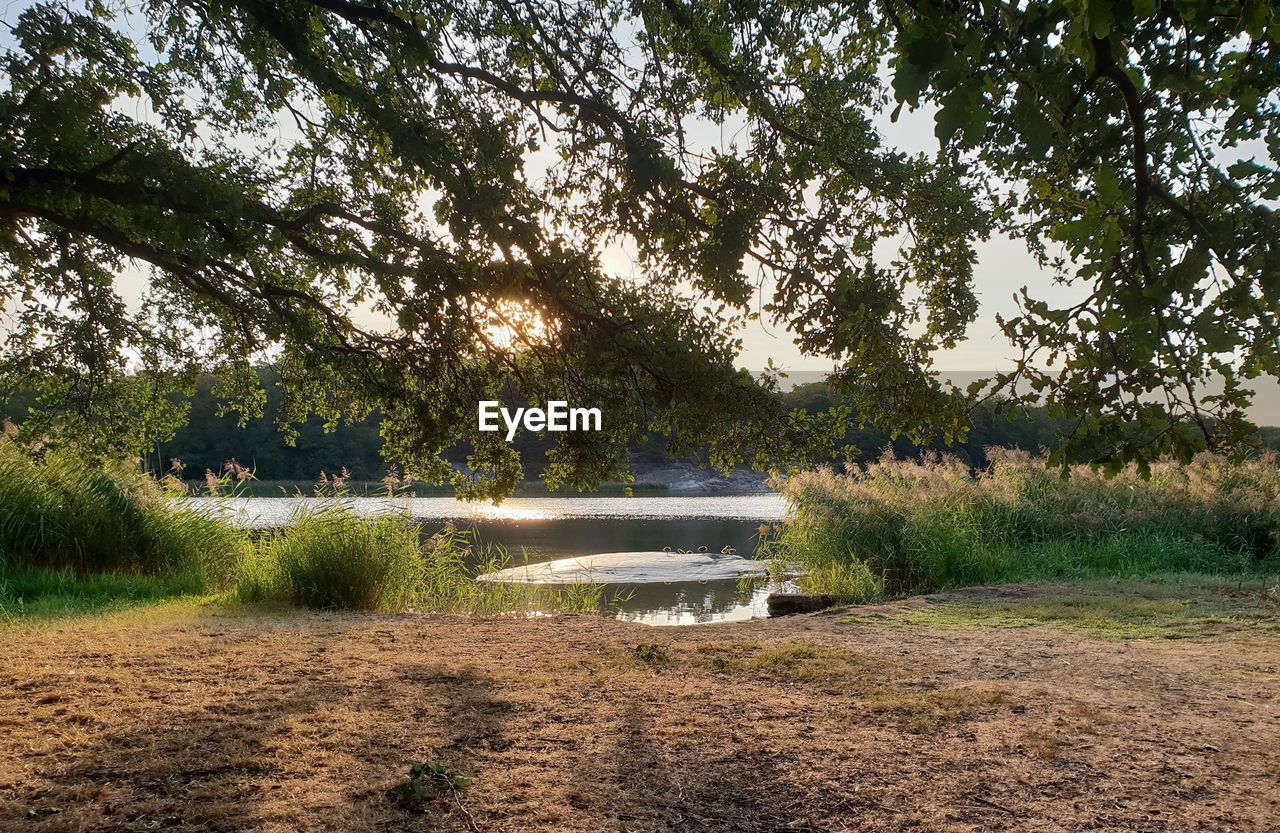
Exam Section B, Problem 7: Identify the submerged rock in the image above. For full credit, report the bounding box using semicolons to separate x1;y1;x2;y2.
477;551;769;585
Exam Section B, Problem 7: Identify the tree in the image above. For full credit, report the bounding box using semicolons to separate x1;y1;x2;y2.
1;1;1275;496
885;0;1279;472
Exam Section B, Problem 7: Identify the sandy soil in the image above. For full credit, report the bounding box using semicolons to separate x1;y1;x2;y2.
1;599;1278;833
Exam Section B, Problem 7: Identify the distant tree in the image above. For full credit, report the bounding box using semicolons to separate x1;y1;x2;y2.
158;369;386;482
1;1;1276;496
780;382;1076;468
1258;426;1280;452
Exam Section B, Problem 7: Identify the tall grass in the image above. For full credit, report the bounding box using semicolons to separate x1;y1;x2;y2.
0;440;607;618
239;505;606;614
239;507;423;610
0;438;244;587
416;526;610;615
769;449;1280;602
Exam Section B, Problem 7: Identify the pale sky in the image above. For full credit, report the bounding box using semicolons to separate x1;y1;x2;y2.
592;99;1083;374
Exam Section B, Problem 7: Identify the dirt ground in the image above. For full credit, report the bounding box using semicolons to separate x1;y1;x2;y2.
1;590;1278;833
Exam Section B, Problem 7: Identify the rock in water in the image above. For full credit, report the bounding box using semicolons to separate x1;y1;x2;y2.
477;551;768;585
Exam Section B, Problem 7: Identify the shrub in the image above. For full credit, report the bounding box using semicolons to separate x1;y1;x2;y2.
771;449;1280;601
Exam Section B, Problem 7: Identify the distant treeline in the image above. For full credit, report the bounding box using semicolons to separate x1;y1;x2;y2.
6;370;1280;482
154;374;1082;480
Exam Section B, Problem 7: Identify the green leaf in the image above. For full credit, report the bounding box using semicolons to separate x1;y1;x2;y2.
1087;0;1115;38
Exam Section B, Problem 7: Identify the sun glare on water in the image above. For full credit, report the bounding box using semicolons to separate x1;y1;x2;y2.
468;503;557;521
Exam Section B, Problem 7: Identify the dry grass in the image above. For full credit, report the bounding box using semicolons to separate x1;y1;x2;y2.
2;595;1279;832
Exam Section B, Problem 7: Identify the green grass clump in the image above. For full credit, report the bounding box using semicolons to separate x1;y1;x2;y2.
0;438;244;587
769;449;1280;602
241;507;423;610
631;643;672;666
240;506;608;614
387;761;473;806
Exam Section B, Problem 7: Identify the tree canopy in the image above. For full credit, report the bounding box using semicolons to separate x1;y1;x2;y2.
1;0;1276;495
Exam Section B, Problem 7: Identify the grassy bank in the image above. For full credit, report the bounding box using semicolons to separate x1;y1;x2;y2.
0;566;218;619
0;440;602;621
838;574;1280;640
768;449;1280;603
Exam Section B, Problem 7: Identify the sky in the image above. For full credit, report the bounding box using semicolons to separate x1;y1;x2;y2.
593;99;1082;375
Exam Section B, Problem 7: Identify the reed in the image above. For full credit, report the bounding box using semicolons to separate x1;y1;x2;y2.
240;504;423;610
769;449;1280;601
239;504;606;614
0;438;243;587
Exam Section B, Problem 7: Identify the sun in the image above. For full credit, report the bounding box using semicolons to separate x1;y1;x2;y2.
477;299;550;353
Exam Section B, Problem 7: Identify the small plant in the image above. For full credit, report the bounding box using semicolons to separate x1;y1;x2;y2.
633;643;671;665
387;761;474;806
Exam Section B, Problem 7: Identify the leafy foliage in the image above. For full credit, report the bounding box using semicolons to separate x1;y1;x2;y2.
884;0;1280;468
1;1;1276;494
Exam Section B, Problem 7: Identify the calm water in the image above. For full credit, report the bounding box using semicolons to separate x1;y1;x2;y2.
190;495;791;625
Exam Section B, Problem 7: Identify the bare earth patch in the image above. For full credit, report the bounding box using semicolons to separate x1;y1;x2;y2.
1;595;1278;832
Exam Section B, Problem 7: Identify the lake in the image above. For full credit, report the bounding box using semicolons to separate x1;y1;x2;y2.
189;494;791;625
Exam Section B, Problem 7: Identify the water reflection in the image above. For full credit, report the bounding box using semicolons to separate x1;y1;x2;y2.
189;494;786;528
609;579;798;626
184;495;789;625
461;517;768;560
462;517;783;624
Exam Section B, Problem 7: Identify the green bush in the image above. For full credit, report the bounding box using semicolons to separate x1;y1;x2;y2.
242;506;424;610
0;439;243;587
770;449;1280;601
